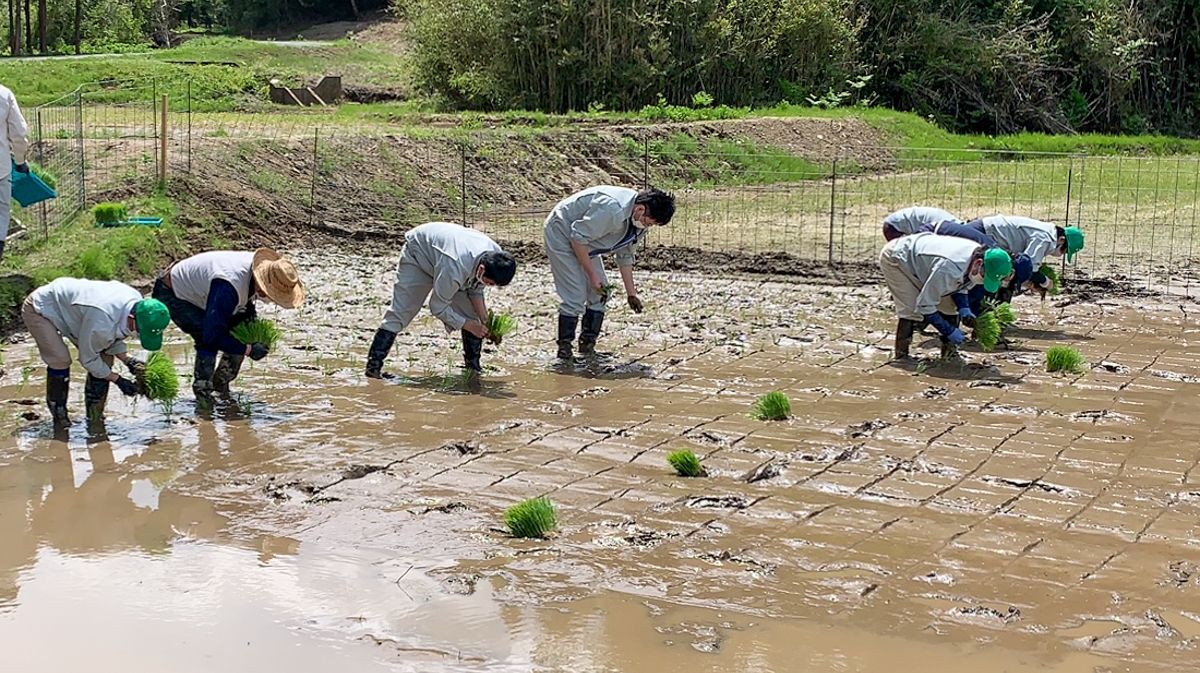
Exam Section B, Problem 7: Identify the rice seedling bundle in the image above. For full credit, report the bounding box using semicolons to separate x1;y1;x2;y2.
504;497;558;538
991;302;1017;327
752;391;791;421
142;352;180;405
92;202;128;225
667;449;706;477
1046;346;1086;374
973;311;1003;352
30;164;57;190
231;318;283;348
1038;264;1062;295
600;282;618;302
486;310;517;338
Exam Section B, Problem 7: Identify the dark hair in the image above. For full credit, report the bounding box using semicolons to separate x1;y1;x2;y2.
480;251;517;286
1055;225;1068;253
635;188;676;225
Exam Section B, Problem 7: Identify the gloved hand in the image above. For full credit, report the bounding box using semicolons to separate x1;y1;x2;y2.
946;329;967;345
958;306;976;328
114;376;140;397
248;343;270;361
627;294;644;313
14;162;29;175
125;356;146;377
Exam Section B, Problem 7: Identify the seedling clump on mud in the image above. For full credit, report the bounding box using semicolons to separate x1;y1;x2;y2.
231;318;283;348
504;497;557;539
486;310;517;339
142;352;180;413
1046;346;1086;374
752;391;791;421
667;449;706;477
1039;264;1062;295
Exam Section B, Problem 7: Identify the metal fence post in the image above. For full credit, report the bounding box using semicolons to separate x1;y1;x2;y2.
460;142;468;226
1062;155;1076;279
76;90;85;209
187;78;193;175
642;133;650;189
310;127;319;226
35;106;47;240
828;157;838;265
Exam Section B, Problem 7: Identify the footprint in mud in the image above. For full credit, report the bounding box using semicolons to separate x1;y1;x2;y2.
742;460;787;483
1160;560;1200;588
262;478;318;501
563;386;611;400
421;502;470;514
951;605;1022;625
591;520;681;549
695;550;777;575
921;386;949;399
1071;409;1133;423
794;445;863;463
845;419;891;438
682;495;754;510
443;441;486;456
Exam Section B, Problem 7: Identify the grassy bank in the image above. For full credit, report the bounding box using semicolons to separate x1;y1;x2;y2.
0;194;199;330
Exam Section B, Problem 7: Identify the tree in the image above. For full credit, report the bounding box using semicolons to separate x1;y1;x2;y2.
37;0;45;53
74;0;81;54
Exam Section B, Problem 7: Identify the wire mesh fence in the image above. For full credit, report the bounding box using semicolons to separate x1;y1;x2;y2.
18;78;1200;296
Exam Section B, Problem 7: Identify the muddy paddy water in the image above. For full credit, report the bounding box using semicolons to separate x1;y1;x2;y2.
3;250;1200;672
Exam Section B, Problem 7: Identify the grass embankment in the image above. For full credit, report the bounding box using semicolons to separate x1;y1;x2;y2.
0;194;205;331
3;37;409;110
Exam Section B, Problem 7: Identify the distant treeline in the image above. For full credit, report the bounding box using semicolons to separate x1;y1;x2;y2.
398;0;1200;136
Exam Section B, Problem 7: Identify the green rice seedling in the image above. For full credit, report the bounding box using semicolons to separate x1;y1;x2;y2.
30;164;57;190
92;202;128;226
487;310;517;339
991;302;1017;328
231;318;283;348
504;497;558;539
1046;346;1086;374
752;391;791;421
1038;264;1062;295
600;282;618;302
142;352;180;408
667;449;706;477
973;311;1003;352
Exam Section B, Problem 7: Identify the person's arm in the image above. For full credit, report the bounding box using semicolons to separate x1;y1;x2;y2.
428;268;483;335
202;279;253;356
77;309;119;380
619;264;644;313
8;90;29;165
570;240;604;293
1023;235;1054;268
914;262;959;319
469;293;489;327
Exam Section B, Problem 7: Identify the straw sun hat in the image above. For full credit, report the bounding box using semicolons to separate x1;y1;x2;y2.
251;248;307;308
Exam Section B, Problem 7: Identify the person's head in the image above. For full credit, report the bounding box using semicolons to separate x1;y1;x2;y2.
1055;226;1085;263
251;248;306;308
631;188;676;229
969;247;1014;293
476;251;517;287
133;298;170;350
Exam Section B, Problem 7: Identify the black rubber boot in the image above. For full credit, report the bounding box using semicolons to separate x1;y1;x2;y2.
212;353;245;396
461;330;484;373
938;313;962;359
894;318;919;359
0;240;6;262
46;371;70;427
556;314;578;360
84;374;110;429
364;328;398;379
578;309;605;356
193;351;218;405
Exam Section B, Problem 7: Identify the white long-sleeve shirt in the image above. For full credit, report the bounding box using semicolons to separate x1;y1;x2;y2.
980;215;1058;266
883;206;960;235
30;278;140;379
0;84;30;165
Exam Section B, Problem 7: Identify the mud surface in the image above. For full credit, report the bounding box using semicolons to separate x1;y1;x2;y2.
3;253;1200;671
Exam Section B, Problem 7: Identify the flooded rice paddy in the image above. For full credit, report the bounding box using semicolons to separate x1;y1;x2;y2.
2;251;1199;672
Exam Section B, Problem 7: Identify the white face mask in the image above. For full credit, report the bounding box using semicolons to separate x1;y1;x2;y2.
632;218;648;230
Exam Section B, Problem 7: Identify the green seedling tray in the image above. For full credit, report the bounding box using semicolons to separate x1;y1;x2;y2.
96;216;164;228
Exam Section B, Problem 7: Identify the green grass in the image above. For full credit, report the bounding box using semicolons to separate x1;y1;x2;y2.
504;497;557;539
752;391;791;421
5;37;409;110
638;133;833;186
486;310;517;338
142;351;180;410
667;450;706;477
1046;346;1086;374
30;164;57;190
231;318;283;348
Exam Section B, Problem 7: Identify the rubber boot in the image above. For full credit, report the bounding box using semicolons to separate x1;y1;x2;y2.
894;318;918;359
0;240;6;263
938;313;962;359
461;330;483;374
364;328;398;379
193;351;218;406
212;353;245;396
46;370;70;427
556;314;578;360
84;374;110;431
578;309;605;356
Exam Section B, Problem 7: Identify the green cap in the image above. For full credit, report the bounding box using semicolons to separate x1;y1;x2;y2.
1064;226;1085;263
982;248;1013;293
135;298;170;351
